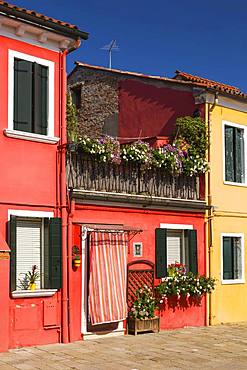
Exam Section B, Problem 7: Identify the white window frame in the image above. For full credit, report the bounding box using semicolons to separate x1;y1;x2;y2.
222;120;247;187
221;233;245;285
160;223;193;268
8;209;57;298
6;50;59;144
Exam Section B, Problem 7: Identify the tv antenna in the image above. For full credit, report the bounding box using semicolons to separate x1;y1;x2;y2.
101;40;119;69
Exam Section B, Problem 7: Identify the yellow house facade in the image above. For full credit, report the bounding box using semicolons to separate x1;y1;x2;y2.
175;71;247;324
207;101;247;324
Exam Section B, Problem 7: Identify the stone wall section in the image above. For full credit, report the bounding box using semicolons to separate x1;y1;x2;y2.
68;66;193;139
68;67;119;138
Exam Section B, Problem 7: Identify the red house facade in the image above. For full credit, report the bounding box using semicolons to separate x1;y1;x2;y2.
67;64;208;340
0;2;88;352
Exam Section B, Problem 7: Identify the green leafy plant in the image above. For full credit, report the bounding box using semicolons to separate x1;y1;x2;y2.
129;285;159;320
175;116;208;158
72;245;80;260
67;92;79;142
18;265;40;290
27;265;40;284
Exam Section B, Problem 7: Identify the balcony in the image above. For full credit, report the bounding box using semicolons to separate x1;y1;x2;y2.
67;153;205;207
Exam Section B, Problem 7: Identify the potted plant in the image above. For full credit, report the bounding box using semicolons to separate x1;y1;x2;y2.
19;265;40;290
156;263;216;300
72;246;81;268
128;285;160;335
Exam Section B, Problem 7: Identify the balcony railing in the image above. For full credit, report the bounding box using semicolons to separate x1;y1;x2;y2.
67;153;203;201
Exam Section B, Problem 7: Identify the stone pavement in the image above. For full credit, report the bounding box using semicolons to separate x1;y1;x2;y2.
1;324;247;370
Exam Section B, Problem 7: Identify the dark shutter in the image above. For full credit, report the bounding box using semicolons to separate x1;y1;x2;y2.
225;126;234;182
187;229;198;275
43;218;50;289
9;216;17;291
155;228;167;278
47;218;62;289
235;128;245;183
223;237;233;280
14;59;32;132
33;63;48;135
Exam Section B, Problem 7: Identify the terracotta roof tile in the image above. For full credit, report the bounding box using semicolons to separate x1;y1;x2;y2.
0;1;88;39
174;70;245;97
74;62;201;86
72;63;247;99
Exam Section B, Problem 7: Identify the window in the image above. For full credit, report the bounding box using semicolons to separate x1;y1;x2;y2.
7;50;57;143
71;86;81;110
224;122;246;184
167;230;189;268
9;214;62;292
155;226;197;278
222;234;244;283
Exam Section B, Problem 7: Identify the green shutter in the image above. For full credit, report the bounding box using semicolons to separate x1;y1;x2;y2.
43;218;50;289
187;230;198;275
223;237;233;280
225;126;234;182
48;218;62;289
9;216;17;291
33;63;48;135
14;59;32;132
155;228;167;278
235;128;245;183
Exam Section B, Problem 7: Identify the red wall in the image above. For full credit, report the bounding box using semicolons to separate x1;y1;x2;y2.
0;35;65;350
0;36;61;207
119;80;202;139
69;204;206;336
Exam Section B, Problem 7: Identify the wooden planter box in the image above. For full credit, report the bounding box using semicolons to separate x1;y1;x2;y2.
127;316;160;335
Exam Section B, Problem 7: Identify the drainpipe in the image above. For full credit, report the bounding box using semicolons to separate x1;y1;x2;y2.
59;38;82;344
67;197;75;341
206;92;218;326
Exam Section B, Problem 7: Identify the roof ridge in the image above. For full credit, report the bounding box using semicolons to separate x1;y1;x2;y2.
175;70;241;92
0;1;88;39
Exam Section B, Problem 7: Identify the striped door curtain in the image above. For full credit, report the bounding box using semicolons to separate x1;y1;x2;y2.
88;231;129;325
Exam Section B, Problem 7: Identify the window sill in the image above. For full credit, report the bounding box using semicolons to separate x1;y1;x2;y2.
12;289;57;298
221;279;245;285
224;181;247;188
4;129;60;144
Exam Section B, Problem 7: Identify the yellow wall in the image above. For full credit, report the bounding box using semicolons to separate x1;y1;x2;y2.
208;103;247;324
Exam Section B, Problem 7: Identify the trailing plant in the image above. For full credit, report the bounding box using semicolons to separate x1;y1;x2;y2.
73;115;209;175
129;285;159;320
155;263;216;299
78;135;121;164
121;140;152;167
67;92;79;142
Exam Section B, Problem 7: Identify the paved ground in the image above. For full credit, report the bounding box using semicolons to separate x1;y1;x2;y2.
1;324;247;370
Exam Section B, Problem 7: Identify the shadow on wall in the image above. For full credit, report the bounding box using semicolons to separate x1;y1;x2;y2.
118;79;197;139
102;113;119;137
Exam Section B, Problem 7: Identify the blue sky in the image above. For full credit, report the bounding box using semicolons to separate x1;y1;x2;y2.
10;0;247;91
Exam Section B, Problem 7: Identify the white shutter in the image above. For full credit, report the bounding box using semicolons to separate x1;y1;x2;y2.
16;219;41;289
167;230;182;265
